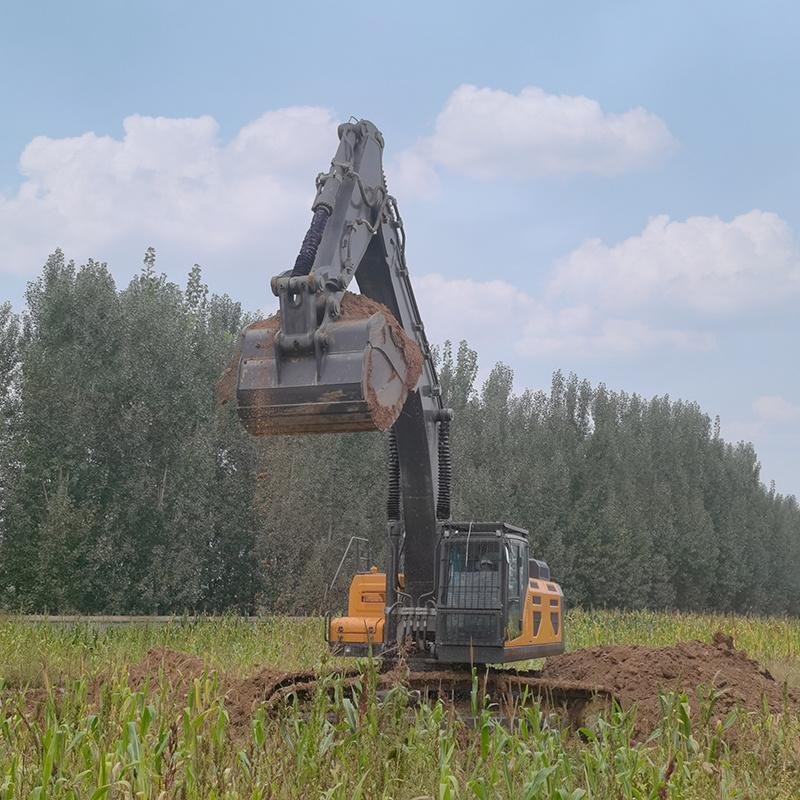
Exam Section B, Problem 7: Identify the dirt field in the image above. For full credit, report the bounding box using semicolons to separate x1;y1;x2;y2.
118;629;799;742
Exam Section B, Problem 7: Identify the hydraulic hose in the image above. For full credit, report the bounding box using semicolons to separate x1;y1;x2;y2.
291;206;331;276
387;428;401;522
436;417;452;520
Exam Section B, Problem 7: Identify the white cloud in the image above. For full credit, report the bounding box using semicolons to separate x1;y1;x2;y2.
724;395;800;448
0;107;339;276
551;210;800;314
415;272;711;360
519;306;714;357
0;100;791;368
385;148;441;200
397;84;675;187
753;395;800;423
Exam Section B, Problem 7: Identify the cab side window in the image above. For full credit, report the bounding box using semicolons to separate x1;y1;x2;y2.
507;543;520;598
505;541;525;639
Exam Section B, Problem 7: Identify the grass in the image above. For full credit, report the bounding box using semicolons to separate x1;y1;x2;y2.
0;616;325;687
0;610;798;798
565;608;800;665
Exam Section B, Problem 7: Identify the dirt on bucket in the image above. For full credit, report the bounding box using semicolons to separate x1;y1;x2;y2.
215;291;422;432
341;293;423;432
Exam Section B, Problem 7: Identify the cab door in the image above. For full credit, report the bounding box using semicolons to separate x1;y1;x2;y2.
504;539;527;641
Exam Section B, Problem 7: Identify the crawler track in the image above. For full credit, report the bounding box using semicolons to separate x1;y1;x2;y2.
256;663;616;727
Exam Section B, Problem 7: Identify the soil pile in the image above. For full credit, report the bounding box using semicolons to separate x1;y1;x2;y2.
216;291;422;432
540;633;798;733
127;647;207;697
225;666;341;729
225;667;287;728
122;653;357;730
118;635;798;739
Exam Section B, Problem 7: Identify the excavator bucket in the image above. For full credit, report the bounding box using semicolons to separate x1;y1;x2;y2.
236;299;422;435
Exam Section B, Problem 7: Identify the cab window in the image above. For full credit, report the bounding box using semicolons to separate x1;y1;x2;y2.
444;540;501;609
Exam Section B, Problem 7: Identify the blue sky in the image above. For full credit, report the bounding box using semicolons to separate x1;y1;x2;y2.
1;1;799;494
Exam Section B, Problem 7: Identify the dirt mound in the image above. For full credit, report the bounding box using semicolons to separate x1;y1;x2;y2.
216;291;423;431
117;635;797;739
226;667;312;728
540;633;798;734
127;647;208;696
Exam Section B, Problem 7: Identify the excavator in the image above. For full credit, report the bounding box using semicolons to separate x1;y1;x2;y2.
236;119;564;668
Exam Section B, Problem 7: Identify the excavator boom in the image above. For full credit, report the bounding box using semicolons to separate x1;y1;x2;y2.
236;119;445;605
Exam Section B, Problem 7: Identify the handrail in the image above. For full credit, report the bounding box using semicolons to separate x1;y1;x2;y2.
324;536;371;603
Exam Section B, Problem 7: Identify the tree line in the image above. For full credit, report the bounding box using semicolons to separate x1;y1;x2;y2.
0;252;798;615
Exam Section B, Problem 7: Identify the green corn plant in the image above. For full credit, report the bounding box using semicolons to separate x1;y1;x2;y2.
0;613;798;799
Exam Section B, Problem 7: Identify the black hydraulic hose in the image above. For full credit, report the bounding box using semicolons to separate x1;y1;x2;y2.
436;417;452;520
291;206;330;276
387;428;401;522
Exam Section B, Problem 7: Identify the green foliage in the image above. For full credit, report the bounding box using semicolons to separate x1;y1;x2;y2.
0;301;20;401
0;251;260;612
0;300;21;545
1;251;799;614
438;344;800;615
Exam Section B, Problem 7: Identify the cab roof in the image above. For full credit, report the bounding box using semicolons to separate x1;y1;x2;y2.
442;521;529;537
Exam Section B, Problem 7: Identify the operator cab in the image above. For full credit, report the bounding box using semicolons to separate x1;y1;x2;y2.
435;522;564;663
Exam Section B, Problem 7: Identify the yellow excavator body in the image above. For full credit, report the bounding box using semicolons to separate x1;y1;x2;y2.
505;578;563;651
329;569;564;659
329;569;387;647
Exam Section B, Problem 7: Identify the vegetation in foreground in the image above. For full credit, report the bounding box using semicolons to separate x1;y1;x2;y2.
0;611;798;798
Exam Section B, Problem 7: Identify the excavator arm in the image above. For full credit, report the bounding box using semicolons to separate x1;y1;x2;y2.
236;119;450;603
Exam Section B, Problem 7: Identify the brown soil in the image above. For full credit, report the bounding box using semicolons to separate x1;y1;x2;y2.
127;647;208;697
340;293;424;432
215;292;423;434
215;364;238;407
246;315;281;332
339;293;424;394
106;634;798;741
226;667;304;727
540;632;799;735
215;313;281;408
